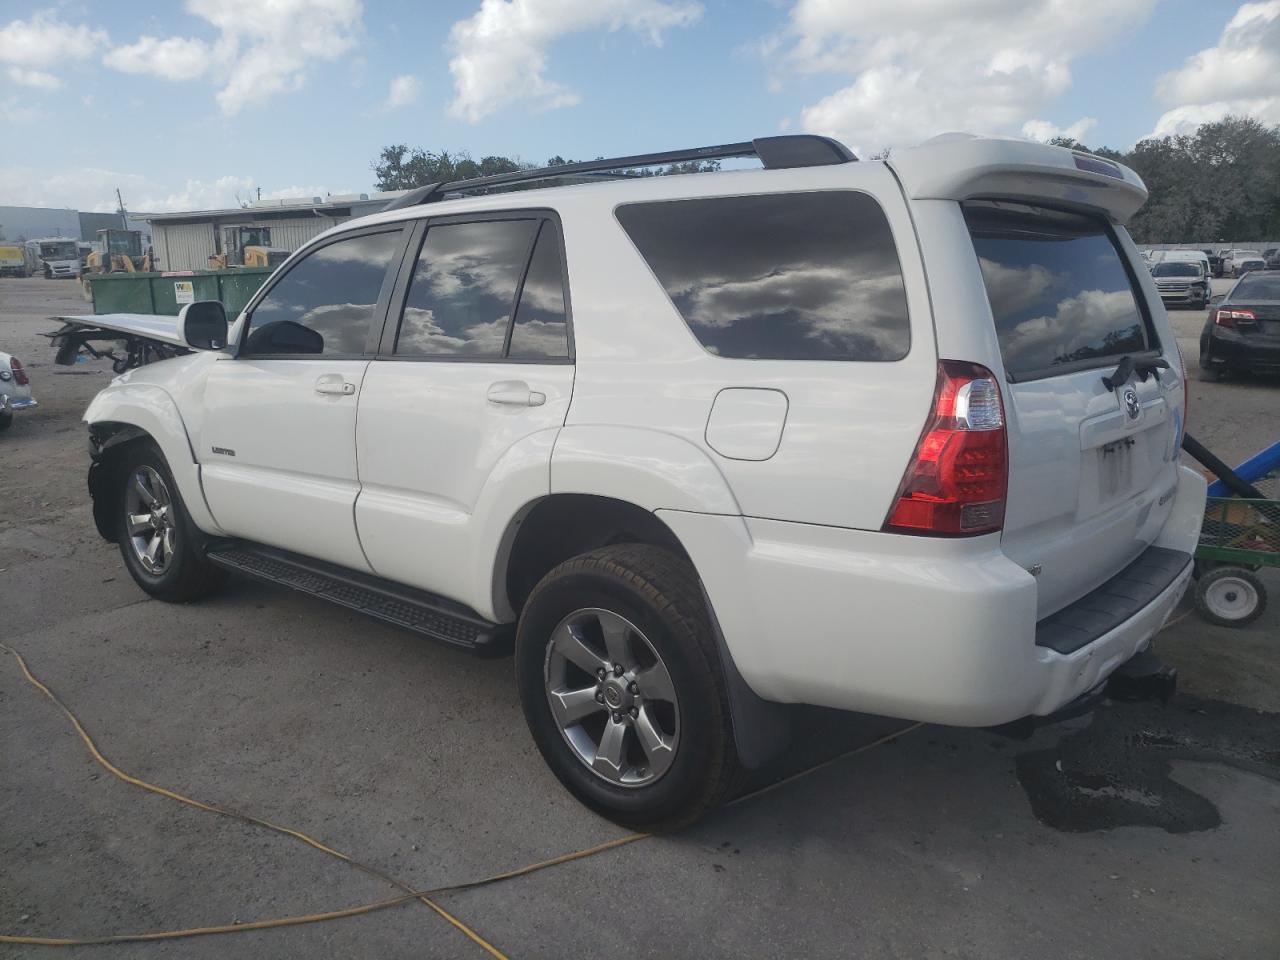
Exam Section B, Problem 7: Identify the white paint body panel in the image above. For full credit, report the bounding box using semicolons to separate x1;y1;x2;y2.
197;357;372;570
354;360;575;620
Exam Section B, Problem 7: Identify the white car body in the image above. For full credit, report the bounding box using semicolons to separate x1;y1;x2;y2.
0;350;36;428
1222;249;1265;276
83;134;1202;733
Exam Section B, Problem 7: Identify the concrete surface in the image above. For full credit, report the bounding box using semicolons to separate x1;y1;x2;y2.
1;277;1277;959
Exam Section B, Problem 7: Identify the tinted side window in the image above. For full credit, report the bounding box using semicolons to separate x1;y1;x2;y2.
396;219;538;357
615;192;910;361
508;221;569;359
244;230;401;356
964;201;1153;380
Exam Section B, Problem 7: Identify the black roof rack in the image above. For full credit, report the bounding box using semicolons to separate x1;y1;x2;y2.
381;135;856;211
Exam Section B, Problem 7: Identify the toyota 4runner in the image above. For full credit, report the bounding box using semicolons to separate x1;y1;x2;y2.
82;133;1205;828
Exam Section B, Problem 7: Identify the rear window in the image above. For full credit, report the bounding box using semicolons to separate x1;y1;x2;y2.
964;201;1155;381
1233;274;1280;299
616;192;910;361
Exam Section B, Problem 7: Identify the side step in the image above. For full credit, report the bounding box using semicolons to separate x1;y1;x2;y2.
206;543;511;657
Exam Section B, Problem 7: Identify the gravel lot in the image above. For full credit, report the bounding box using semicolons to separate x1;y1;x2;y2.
1;276;1277;959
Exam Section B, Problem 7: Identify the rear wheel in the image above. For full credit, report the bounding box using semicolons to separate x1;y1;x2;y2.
115;443;228;602
1194;566;1266;627
515;544;741;830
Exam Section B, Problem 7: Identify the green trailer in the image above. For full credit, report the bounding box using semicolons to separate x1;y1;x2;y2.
85;268;273;318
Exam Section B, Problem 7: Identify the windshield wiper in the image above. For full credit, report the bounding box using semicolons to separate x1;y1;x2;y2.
1102;355;1169;391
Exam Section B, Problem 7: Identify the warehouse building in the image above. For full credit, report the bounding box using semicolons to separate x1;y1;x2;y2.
0;205;81;243
146;193;404;271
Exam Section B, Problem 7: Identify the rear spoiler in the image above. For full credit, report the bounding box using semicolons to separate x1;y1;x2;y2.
889;133;1148;224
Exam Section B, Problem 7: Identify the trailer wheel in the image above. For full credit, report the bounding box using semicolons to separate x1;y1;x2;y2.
1194;566;1267;627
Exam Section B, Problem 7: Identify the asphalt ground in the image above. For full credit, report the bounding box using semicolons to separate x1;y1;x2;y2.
1;276;1277;959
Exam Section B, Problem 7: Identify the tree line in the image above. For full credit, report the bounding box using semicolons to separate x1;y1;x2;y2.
1051;115;1278;243
373;115;1280;243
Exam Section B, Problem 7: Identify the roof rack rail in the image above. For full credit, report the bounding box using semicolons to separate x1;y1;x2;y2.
381;135;856;211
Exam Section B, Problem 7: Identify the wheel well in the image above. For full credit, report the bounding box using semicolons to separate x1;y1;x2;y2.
502;495;690;614
87;423;152;542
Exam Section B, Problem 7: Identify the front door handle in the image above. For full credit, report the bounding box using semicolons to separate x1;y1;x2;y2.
315;374;355;396
487;380;546;407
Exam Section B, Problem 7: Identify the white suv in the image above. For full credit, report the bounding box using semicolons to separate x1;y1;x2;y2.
82;134;1204;828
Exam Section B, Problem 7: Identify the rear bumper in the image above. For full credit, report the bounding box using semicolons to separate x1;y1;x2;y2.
660;465;1206;728
1204;331;1280;372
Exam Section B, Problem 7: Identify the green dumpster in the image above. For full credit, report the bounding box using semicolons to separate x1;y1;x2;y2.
87;268;274;317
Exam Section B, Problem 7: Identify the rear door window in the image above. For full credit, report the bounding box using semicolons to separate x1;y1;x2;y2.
396;219;538;357
964;201;1156;381
616;192;910;361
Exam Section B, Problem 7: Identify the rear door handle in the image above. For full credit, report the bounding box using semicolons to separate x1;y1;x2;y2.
487;380;546;407
315;374;355;396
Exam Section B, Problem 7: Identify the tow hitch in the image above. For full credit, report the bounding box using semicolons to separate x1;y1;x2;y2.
1104;648;1177;704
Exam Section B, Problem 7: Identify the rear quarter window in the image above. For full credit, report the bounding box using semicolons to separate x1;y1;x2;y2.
616;191;910;361
964;201;1157;381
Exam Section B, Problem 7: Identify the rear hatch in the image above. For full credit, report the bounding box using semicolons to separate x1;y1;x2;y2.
963;200;1184;618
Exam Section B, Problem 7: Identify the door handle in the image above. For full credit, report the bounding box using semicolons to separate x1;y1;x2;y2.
315;374;355;396
487;380;546;407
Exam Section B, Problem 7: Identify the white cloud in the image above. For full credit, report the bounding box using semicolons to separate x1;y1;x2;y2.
0;13;106;66
5;65;61;89
103;35;211;81
385;73;421;110
0;165;344;213
1022;116;1097;143
1148;1;1280;138
779;0;1155;155
447;0;702;123
102;0;362;114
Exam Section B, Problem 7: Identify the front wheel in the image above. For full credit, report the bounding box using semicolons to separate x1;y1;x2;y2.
515;544;742;831
1194;566;1267;627
114;442;228;602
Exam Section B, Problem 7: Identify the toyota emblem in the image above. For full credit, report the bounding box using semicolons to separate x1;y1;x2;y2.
1122;386;1141;420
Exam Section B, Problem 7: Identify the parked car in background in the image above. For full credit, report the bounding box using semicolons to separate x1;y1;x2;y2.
1205;249;1223;276
1215;249;1232;277
1223;249;1266;277
1200;271;1280;379
1160;248;1212;282
1152;259;1210;308
1262;247;1279;270
0;350;36;431
0;244;25;277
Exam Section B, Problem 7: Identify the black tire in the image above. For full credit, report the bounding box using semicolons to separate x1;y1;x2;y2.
1193;566;1267;627
114;441;228;602
515;544;742;831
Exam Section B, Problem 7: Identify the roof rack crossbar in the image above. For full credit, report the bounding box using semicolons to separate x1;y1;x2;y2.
381;135;856;211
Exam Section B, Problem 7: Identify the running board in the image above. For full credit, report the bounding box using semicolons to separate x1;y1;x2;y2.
205;543;511;656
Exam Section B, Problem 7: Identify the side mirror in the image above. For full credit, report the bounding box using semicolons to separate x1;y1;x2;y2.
178;301;229;351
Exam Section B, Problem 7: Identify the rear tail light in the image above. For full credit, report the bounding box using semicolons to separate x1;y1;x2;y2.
10;357;28;386
884;360;1008;536
1213;308;1256;329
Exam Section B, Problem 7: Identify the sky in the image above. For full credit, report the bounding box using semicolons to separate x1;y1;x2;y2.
0;0;1277;214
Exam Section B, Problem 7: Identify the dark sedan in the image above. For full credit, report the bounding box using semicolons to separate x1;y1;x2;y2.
1200;272;1280;379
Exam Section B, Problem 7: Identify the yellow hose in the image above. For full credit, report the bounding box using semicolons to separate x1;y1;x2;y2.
0;638;917;950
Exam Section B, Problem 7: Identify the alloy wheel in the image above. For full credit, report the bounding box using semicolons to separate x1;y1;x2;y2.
544;608;680;788
124;465;177;575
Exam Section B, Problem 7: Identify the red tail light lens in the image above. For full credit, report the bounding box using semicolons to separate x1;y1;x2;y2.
1214;308;1256;328
10;357;28;386
884;360;1007;536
